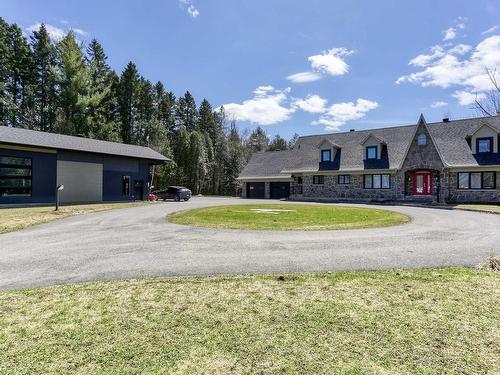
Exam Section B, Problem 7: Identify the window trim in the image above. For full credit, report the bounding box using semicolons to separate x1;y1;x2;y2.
122;175;132;196
321;149;331;162
0;155;32;197
364;174;391;189
313;175;325;185
457;171;496;190
338;175;351;184
476;137;493;154
366;146;378;159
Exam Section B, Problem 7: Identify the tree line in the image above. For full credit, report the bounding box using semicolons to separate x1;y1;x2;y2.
0;19;296;195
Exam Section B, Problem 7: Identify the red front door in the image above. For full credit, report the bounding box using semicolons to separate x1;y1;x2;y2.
412;171;432;196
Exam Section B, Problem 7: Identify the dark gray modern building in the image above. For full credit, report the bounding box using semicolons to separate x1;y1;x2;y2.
0;126;168;205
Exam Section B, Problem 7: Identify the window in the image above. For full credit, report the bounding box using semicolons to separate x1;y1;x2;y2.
366;146;377;159
297;176;303;185
457;172;496;189
418;134;427;145
338;175;350;184
321;149;331;162
476;137;493;153
364;174;390;189
0;156;32;197
122;176;131;195
313;175;324;184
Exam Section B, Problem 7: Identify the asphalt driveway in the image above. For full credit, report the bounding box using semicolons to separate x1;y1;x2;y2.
1;197;499;290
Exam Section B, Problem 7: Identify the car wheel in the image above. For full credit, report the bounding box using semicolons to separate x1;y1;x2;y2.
184;198;190;201
174;195;180;202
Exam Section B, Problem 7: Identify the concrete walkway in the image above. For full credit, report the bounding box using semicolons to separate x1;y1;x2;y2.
0;197;499;290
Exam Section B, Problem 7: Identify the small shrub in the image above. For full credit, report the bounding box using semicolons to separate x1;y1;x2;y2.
479;256;500;271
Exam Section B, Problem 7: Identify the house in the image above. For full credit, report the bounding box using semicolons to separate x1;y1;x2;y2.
0;126;168;205
238;115;500;203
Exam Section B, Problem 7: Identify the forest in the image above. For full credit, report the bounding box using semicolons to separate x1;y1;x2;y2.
0;19;298;195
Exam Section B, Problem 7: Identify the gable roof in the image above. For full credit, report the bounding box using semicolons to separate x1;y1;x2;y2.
238;150;292;180
0;126;168;162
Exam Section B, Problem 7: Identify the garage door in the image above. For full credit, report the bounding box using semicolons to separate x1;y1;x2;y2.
247;182;265;199
270;182;290;199
57;160;103;203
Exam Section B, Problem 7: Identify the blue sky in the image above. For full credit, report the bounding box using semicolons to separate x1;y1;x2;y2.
2;0;500;138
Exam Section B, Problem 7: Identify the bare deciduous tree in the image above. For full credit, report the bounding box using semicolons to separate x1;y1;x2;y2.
474;68;500;116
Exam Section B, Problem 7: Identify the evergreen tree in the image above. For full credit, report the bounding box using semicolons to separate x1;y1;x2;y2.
198;99;217;142
55;31;89;135
0;18;11;125
4;23;34;128
247;126;269;154
86;38;119;141
188;130;207;194
224;120;246;195
154;81;175;135
117;61;139;144
171;125;190;184
175;91;197;131
288;133;299;149
268;134;288;151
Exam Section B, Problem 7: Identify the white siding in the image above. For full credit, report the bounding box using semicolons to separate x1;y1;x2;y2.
57;160;103;203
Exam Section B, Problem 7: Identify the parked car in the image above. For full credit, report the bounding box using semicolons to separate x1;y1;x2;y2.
155;186;192;202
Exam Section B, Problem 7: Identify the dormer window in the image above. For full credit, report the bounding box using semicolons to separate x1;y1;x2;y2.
477;137;493;153
418;134;427;145
366;146;377;159
321;149;331;162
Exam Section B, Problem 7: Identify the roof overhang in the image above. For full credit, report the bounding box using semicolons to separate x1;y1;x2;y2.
281;168;398;174
237;175;293;181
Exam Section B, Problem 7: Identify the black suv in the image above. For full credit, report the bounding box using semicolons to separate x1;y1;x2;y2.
155;186;192;202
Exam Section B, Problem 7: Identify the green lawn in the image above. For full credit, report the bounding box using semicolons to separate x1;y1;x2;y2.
0;268;498;374
167;204;409;230
0;202;151;234
453;204;500;214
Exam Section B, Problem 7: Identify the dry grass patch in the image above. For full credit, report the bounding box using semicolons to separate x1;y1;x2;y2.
167;204;409;230
454;204;500;214
0;202;151;234
0;268;498;374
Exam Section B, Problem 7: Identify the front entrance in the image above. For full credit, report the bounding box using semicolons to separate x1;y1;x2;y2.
412;170;432;196
134;180;144;200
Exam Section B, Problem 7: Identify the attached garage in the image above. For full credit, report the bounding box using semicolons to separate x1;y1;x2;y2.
270;182;290;199
247;182;265;199
57;160;103;203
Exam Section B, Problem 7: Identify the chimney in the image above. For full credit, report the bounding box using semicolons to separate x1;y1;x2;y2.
442;118;450;123
350;129;355;132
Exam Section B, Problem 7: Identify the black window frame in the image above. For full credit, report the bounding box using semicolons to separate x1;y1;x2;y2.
321;149;331;162
0;155;32;197
122;175;132;196
476;137;493;154
364;174;391;189
457;171;496;190
338;175;351;184
313;175;325;185
366;146;378;159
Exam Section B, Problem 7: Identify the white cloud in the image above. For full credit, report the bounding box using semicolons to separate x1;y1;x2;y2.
72;28;89;37
397;34;500;106
430;101;448;108
27;23;66;41
308;48;354;76
292;94;327;113
179;0;199;18
286;71;322;83
287;47;354;83
443;27;457;41
482;25;498;35
221;86;295;125
312;98;379;131
452;90;486;106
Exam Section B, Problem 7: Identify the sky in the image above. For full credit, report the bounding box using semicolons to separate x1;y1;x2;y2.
2;0;500;139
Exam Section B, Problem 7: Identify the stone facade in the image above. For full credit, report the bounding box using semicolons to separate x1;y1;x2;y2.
445;171;500;203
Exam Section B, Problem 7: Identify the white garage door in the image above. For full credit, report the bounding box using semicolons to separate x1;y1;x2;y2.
57;160;103;203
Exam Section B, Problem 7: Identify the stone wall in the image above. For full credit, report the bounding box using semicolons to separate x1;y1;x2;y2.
290;173;403;201
445;171;500;203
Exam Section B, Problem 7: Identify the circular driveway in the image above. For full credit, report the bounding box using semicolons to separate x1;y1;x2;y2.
0;197;499;290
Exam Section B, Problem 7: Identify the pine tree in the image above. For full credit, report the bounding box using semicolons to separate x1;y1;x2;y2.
288;133;299;149
30;24;58;132
172;125;191;184
268;134;288;151
175;91;197;131
154;81;175;136
224;120;246;195
247;126;269;154
86;38;119;141
188;130;207;194
4;23;34;127
55;31;89;135
198;99;217;142
117;61;139;144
